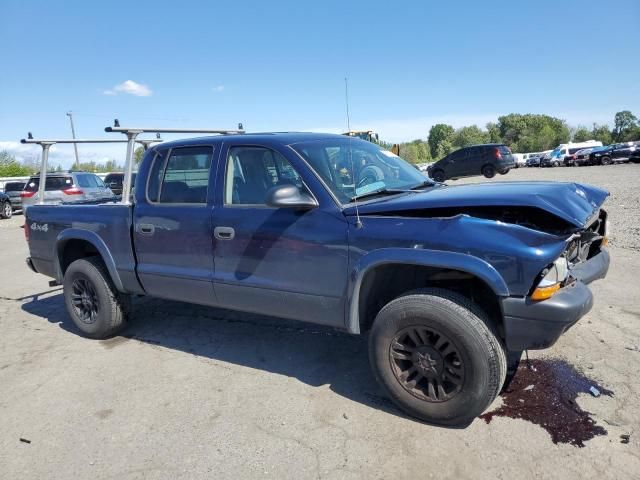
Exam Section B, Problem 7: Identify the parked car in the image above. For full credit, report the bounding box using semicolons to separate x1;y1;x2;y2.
589;142;638;165
544;141;603;167
573;148;598;166
525;153;544;167
563;147;593;166
24;132;610;426
0;191;12;219
104;172;137;196
2;181;26;211
512;153;526;168
427;144;515;182
629;148;640;163
21;171;115;210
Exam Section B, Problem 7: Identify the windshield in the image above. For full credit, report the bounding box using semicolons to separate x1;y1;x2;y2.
550;148;563;158
291;138;430;203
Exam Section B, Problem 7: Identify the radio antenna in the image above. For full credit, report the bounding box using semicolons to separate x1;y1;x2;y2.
345;77;362;228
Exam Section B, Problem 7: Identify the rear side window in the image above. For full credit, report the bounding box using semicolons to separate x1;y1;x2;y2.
449;150;466;161
147;146;213;204
24;176;73;192
497;146;512;155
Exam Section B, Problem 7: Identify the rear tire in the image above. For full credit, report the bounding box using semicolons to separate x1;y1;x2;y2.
63;257;131;339
431;169;445;183
368;288;506;426
481;165;496;178
1;201;12;219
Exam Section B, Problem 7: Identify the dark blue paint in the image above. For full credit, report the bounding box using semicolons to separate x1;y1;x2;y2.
345;181;608;228
24;133;609;343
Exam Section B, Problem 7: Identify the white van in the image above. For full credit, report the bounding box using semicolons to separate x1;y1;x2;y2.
544;141;603;167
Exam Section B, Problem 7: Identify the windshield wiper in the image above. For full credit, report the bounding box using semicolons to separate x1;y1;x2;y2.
349;188;410;202
410;180;436;190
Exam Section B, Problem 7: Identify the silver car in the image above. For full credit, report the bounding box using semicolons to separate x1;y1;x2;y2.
21;172;115;211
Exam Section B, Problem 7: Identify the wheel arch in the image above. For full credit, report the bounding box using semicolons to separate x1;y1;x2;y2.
55;229;125;292
347;248;509;335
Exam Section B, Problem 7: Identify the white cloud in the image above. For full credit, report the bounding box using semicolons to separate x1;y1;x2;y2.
103;80;152;97
213;85;225;92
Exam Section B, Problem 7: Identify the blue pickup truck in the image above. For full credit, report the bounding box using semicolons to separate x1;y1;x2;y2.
24;133;610;425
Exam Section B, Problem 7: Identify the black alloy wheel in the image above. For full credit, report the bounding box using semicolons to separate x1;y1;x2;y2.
70;277;100;324
390;325;464;402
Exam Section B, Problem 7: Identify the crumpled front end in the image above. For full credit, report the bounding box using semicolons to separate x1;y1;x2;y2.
501;208;610;351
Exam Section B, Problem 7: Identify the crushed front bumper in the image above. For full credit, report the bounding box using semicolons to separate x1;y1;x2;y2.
501;249;610;351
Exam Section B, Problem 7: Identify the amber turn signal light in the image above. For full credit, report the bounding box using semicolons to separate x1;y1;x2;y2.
531;283;561;301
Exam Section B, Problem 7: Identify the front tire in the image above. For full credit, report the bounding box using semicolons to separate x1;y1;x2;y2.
600;156;612;165
431;169;445;183
63;257;130;339
368;288;506;426
1;201;12;219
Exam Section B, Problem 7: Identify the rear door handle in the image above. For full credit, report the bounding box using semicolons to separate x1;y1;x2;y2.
137;223;155;235
214;226;235;240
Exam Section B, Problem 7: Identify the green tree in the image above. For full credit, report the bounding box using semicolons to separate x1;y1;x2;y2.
612;110;638;142
134;146;145;164
0;150;32;177
427;124;455;159
452;125;488;149
590;124;612;145
485;122;501;143
400;143;419;164
497;114;569;152
572;126;591;142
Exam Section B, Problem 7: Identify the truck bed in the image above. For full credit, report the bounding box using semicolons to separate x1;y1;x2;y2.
25;203;143;294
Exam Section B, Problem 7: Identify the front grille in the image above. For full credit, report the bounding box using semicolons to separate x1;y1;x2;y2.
565;210;606;266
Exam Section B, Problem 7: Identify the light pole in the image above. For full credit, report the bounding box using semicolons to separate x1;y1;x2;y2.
66;111;80;169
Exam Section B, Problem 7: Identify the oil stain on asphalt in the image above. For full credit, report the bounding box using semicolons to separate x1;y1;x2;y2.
480;358;614;447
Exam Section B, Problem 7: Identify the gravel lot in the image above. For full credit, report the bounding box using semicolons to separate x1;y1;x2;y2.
1;163;639;479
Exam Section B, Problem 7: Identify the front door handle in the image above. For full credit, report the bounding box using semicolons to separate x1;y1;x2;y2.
214;226;235;240
137;223;155;235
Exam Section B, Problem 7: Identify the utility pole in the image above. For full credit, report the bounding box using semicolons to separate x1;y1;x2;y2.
66;111;80;169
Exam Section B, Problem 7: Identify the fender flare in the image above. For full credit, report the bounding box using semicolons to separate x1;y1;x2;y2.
346;248;509;334
55;228;125;292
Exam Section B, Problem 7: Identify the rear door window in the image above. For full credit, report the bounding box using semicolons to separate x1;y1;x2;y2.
152;146;213;204
24;176;73;191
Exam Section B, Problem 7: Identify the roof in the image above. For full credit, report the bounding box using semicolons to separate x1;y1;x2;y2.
156;132;348;149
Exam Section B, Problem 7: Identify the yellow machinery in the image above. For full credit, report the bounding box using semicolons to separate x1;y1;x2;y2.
342;130;400;155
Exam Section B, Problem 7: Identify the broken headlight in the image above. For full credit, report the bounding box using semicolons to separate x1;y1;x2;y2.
531;256;568;301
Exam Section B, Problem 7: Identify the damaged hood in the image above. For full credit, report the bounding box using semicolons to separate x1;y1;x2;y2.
345;182;609;228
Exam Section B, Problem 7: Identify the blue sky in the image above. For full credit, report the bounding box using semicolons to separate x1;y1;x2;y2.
1;0;638;167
